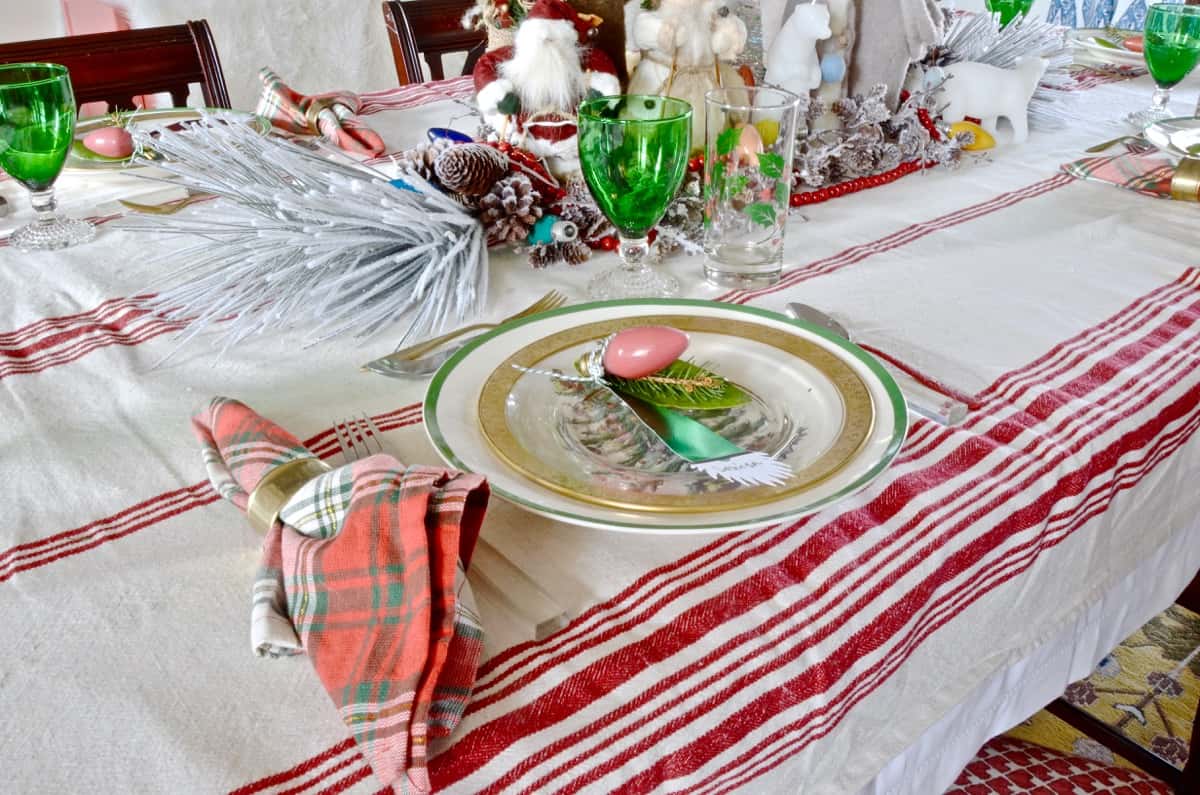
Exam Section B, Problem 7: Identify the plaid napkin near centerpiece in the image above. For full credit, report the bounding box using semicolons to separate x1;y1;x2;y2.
1061;151;1176;198
256;68;386;156
192;397;489;794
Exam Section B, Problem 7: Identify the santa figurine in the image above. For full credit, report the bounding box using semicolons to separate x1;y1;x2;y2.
474;0;621;177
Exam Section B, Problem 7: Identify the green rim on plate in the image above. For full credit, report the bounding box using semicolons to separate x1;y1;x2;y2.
422;299;909;532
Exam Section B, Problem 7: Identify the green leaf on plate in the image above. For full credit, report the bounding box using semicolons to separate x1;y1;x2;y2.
605;358;750;410
727;174;749;195
757;151;785;179
745;201;777;228
717;127;741;157
775;180;790;204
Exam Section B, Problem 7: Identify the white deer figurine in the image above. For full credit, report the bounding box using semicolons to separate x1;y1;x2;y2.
939;57;1049;144
764;2;833;97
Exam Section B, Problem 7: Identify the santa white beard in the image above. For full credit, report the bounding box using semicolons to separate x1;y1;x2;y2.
501;19;587;113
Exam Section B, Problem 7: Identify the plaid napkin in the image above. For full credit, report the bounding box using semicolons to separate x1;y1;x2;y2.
255;68;386;157
192;397;489;794
1061;151;1175;198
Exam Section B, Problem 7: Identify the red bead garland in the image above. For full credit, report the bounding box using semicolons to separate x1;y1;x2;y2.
788;159;931;207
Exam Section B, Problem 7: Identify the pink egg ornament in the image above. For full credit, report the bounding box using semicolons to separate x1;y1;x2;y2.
733;123;764;168
82;126;134;159
603;326;689;379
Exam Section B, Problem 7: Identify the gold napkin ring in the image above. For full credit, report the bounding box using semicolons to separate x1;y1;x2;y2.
1171;158;1200;202
304;99;333;133
246;458;333;535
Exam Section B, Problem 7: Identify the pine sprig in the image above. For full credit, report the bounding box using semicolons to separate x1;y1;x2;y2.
577;356;750;410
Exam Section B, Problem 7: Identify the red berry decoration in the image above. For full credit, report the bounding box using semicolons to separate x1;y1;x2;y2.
599;235;618;251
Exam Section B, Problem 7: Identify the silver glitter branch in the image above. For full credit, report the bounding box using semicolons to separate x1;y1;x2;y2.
115;112;488;356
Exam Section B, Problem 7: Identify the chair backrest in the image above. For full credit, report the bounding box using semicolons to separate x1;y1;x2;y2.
381;0;486;85
0;20;230;111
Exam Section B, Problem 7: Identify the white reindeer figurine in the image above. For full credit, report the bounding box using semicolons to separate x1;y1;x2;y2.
764;2;833;97
939;57;1048;144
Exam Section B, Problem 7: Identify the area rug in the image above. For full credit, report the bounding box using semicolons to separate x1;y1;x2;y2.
1004;605;1200;773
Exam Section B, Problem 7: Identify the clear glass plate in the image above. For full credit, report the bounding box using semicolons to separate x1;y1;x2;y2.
479;315;874;514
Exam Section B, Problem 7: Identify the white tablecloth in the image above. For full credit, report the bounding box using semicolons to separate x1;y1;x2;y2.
3;71;1200;794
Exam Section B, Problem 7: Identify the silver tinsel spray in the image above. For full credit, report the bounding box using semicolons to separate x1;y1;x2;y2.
115;113;488;356
927;13;1075;130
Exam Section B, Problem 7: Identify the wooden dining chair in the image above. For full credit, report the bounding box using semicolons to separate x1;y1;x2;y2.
381;0;486;85
0;20;230;111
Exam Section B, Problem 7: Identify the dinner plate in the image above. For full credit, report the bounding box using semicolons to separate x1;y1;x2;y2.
68;108;269;171
1069;28;1145;67
1144;117;1200;159
424;300;908;533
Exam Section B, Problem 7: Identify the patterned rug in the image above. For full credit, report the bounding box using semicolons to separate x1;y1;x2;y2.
1003;605;1200;773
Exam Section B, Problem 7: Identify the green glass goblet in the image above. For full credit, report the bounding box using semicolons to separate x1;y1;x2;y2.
578;95;692;300
984;0;1033;27
0;63;94;251
1128;4;1200;128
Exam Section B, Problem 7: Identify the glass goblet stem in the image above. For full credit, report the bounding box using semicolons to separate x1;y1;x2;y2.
620;236;651;275
1150;86;1171;115
29;187;60;225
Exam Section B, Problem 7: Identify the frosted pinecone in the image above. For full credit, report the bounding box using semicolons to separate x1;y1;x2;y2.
558;196;611;242
434;143;508;196
394;138;453;184
528;239;591;268
480;173;543;244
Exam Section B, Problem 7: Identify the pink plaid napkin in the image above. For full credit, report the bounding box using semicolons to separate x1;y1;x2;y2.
1061;151;1175;198
192;397;489;794
255;68;386;156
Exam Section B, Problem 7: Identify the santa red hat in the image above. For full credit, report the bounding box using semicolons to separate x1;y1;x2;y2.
523;0;598;44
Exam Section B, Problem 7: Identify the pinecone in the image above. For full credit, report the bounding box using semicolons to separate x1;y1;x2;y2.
434;143;509;196
394;138;453;184
528;239;591;268
479;173;543;244
558;196;611;242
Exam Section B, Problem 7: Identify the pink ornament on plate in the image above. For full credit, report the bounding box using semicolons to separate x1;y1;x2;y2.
733;123;763;168
603;326;689;379
82;126;133;158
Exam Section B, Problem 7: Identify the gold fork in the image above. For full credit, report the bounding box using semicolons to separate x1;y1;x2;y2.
364;290;568;369
119;192;212;215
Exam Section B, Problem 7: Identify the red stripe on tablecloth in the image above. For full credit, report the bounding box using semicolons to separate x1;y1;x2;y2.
540;309;1200;794
230;739;358;795
467;269;1200;710
0;316;184;380
426;281;1200;791
0;404;424;582
242;268;1200;795
0;294;152;344
705;400;1200;795
858;341;983;410
718;173;1073;305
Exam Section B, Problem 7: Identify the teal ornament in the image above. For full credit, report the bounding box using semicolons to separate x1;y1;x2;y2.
526;214;578;245
427;127;472;144
820;53;846;84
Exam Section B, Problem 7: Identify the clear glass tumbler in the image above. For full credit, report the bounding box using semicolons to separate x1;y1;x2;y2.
702;85;802;289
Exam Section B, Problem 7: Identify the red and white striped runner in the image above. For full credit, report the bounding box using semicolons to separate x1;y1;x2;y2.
223;267;1200;793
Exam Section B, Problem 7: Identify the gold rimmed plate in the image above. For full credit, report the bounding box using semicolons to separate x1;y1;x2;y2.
424;300;908;533
68;108;270;171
